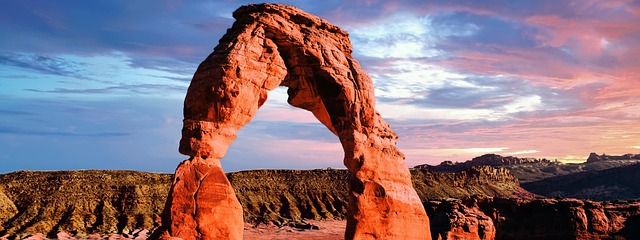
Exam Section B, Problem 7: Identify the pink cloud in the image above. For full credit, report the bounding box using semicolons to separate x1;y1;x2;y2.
399;119;640;165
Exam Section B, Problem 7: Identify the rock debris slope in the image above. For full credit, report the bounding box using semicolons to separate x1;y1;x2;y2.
0;170;170;239
164;3;429;240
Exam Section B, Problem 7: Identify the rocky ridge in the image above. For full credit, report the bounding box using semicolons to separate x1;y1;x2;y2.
420;153;640;183
523;163;640;200
587;152;640;163
0;167;522;238
0;170;170;238
411;166;529;200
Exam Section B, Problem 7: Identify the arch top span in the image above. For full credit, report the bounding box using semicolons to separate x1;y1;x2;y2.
164;4;432;240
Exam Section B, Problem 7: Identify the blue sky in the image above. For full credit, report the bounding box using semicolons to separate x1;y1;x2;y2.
1;0;639;173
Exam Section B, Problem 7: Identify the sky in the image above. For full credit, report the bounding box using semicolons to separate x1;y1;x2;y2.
1;0;639;173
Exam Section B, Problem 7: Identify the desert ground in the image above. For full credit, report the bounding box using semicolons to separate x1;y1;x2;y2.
243;220;345;240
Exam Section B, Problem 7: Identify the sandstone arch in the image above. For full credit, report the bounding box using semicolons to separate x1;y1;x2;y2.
163;4;431;240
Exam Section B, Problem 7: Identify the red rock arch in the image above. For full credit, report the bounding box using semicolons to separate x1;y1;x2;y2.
164;4;431;240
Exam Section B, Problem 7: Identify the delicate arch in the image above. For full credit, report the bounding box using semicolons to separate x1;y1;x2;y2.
163;4;431;240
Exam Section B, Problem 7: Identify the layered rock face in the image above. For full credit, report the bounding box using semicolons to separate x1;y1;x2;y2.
425;199;496;240
0;170;170;239
411;166;530;200
481;198;640;239
426;197;640;240
166;3;430;240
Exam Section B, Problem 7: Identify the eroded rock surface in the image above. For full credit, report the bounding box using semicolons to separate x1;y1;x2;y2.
0;170;169;239
165;3;430;240
411;166;530;200
426;197;640;240
425;199;496;240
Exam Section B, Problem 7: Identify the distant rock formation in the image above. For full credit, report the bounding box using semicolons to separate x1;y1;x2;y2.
421;153;640;183
418;154;553;172
168;3;429;240
587;152;640;163
523;163;640;200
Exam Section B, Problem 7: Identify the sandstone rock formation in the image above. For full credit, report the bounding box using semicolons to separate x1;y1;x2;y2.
587;152;640;163
480;198;640;239
165;3;430;240
426;197;640;240
425;199;496;240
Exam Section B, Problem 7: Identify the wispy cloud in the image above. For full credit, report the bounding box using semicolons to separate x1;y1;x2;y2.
0;125;129;137
24;83;186;95
506;150;540;155
0;52;88;79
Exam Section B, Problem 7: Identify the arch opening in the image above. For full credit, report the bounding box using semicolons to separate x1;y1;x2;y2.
223;86;344;171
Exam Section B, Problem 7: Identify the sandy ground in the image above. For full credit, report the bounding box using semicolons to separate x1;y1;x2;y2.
243;220;346;240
